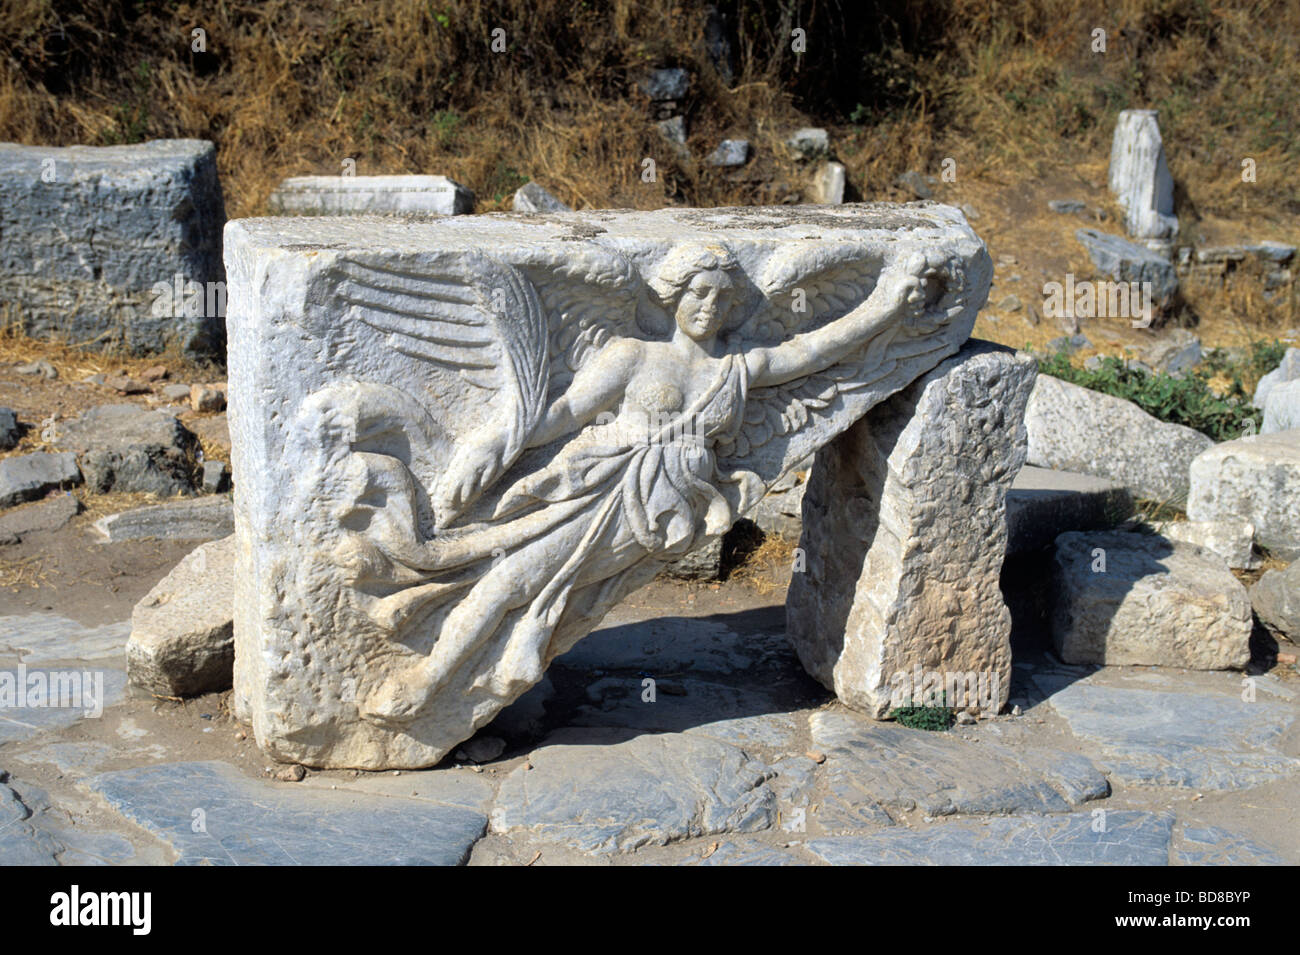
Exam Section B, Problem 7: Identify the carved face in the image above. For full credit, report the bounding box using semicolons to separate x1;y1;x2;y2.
674;269;736;341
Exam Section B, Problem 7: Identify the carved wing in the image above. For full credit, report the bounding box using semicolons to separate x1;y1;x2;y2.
512;245;641;403
717;246;974;473
332;251;550;518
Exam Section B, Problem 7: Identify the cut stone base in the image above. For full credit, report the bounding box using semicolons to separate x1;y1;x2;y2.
786;340;1036;718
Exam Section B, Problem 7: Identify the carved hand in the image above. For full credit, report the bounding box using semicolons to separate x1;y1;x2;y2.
434;431;509;522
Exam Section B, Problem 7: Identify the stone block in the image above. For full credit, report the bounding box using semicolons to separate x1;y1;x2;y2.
787;340;1034;718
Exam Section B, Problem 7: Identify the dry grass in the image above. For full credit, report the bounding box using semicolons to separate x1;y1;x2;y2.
724;531;797;596
1;0;1295;225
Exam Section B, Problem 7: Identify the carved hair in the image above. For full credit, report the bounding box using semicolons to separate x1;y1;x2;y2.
639;243;740;337
647;243;739;307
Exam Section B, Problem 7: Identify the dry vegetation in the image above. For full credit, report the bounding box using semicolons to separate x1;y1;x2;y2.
0;0;1297;358
1;0;1296;218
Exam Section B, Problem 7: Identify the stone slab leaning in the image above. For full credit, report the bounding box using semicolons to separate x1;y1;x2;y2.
226;203;992;769
0;139;226;356
786;340;1035;718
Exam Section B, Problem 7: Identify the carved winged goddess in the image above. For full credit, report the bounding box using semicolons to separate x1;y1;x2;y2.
297;239;970;726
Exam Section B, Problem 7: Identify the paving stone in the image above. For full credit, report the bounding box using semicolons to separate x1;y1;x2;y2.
1037;679;1300;790
0;668;126;744
1174;825;1285;865
14;741;114;776
0;139;225;357
491;727;776;854
0;772;136;865
554;614;791;676
0;493;80;542
0;612;131;663
682;839;811;866
1006;466;1133;555
806;711;1108;826
88;760;487;865
804;811;1174;865
572;674;802;741
54;404;199;495
94;495;232;542
0;452;81;508
268;175;474;216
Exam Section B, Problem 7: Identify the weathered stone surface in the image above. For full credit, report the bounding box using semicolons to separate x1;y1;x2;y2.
1048;199;1085;214
0;139;225;356
660;534;722;580
511;182;570;213
491;728;775;853
1253;347;1299;409
54;404;198;496
127;536;235;696
1154;518;1258;570
0;612;130;663
0;452;81;508
0;407;20;449
748;461;811;538
1038;679;1300;790
94;496;233;542
1025;373;1212;503
1005;466;1132;555
1187;431;1300;560
1174;825;1285;865
806;711;1107;827
786;128;829;158
684;839;810;866
1143;328;1201;375
89;760;487;865
190;382;227;412
1051;530;1252;669
805;811;1174;865
268;175;474;216
1074;228;1178;308
201;459;231;494
1108;110;1178;244
706;140;749;167
0;667;126;743
554;612;792;676
811;161;846;204
640;68;689;101
0;493;80;542
226;204;991;769
1262;378;1300;434
1251;559;1300;638
788;341;1034;717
